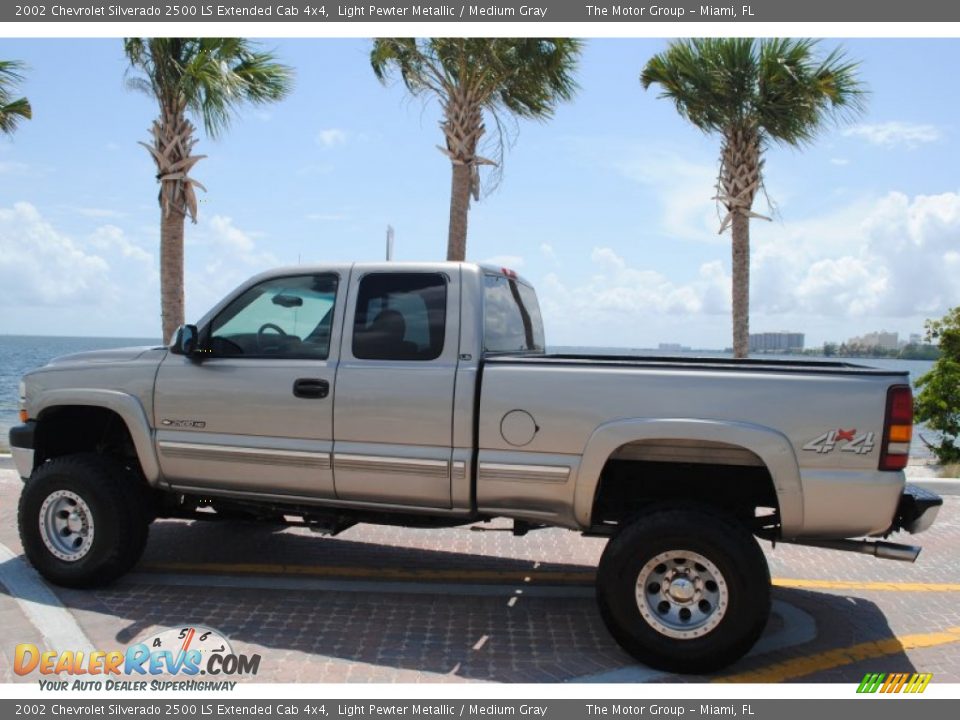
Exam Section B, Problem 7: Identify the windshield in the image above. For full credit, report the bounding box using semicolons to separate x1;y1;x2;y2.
483;274;546;354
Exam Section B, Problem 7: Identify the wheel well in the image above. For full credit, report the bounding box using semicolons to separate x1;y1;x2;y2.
35;406;141;470
592;440;780;531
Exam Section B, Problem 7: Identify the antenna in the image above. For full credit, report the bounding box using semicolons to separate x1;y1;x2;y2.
386;225;395;261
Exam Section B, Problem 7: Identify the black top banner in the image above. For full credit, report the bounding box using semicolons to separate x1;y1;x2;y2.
2;0;956;23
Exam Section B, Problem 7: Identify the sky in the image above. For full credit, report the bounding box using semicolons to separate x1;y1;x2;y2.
0;37;958;349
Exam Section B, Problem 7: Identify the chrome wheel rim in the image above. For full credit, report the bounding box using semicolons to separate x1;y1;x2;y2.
635;549;728;639
39;490;95;562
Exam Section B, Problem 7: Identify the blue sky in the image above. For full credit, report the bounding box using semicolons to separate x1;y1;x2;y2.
1;38;958;348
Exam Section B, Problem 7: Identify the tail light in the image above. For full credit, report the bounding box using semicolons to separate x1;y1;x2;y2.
879;385;913;471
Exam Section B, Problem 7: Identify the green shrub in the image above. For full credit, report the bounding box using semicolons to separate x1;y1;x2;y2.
914;307;960;464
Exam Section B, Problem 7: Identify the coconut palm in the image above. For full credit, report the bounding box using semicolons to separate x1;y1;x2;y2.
0;60;32;135
641;38;865;358
124;38;293;343
371;38;581;261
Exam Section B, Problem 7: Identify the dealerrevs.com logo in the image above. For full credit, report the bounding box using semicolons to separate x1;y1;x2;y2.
857;672;933;694
14;625;260;691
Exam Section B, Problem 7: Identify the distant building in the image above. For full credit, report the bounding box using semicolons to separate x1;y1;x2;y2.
749;332;805;353
909;333;923;345
848;331;899;350
658;343;689;352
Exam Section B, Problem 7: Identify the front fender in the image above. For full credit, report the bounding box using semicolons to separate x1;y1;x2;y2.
35;389;161;485
573;418;804;536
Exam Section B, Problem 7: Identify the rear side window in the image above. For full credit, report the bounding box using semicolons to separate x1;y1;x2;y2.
352;273;447;361
484;274;545;353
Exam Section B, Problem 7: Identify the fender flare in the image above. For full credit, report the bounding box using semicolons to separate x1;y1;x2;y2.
573;418;803;536
35;389;161;485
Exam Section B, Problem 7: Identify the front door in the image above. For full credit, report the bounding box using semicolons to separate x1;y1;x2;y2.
153;272;343;499
333;270;459;508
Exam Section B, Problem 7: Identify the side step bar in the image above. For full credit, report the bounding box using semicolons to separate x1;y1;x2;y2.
777;537;921;563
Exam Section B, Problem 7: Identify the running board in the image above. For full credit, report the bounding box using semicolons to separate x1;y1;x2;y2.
777;537;921;563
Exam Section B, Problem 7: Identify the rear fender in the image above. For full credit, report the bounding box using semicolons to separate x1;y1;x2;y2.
574;418;803;536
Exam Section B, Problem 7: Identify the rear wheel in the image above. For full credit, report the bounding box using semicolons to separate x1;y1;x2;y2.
596;506;770;673
18;453;150;588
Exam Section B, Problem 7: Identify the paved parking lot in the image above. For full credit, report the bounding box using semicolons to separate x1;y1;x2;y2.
1;465;958;684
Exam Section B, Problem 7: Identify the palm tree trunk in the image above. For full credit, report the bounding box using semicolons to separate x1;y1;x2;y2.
719;125;761;359
160;207;186;344
731;212;750;358
447;162;471;261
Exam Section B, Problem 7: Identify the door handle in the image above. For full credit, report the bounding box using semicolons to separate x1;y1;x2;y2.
293;378;329;399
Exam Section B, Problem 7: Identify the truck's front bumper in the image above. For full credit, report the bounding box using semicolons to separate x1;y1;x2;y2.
8;421;36;480
894;483;943;535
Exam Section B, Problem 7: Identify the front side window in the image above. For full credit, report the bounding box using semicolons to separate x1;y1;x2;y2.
209;274;338;358
352;273;447;361
483;274;546;353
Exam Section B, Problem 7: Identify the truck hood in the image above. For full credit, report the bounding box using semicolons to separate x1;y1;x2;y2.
45;346;164;367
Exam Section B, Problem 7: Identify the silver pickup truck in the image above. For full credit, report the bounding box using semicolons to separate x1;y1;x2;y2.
9;262;942;673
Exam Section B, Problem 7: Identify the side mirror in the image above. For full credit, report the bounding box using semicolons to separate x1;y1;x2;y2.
173;324;199;358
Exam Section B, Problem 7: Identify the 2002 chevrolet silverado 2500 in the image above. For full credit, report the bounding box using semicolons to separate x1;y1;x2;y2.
8;262;943;672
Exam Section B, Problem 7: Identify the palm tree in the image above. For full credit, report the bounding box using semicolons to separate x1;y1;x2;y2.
641;39;865;358
371;38;581;261
0;60;32;135
124;39;293;343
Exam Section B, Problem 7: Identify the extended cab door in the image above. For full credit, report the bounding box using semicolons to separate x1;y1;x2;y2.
332;268;459;508
153;271;345;498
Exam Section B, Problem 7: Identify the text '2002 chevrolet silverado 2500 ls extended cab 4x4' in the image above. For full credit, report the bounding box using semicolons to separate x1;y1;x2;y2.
8;262;943;673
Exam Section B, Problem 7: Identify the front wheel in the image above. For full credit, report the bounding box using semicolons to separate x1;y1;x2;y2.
596;506;770;674
18;453;150;588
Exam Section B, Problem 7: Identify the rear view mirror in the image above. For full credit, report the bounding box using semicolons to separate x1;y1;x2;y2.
174;324;199;357
272;294;303;308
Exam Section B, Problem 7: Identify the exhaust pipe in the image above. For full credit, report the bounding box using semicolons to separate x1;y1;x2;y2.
777;537;921;563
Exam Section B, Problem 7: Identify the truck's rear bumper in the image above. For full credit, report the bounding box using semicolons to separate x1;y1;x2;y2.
8;421;35;480
894;483;942;535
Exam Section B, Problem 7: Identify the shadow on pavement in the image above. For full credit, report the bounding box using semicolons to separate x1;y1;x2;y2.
0;517;919;684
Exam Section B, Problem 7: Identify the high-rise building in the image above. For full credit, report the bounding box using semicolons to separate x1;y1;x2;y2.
848;331;899;350
749;332;805;353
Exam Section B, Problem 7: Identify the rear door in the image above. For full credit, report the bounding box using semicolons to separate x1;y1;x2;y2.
153;271;344;498
332;269;459;508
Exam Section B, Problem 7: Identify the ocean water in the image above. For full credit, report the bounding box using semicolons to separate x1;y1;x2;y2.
0;336;938;458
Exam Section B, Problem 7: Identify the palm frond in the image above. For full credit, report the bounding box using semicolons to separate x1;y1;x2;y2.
0;60;32;136
124;37;294;139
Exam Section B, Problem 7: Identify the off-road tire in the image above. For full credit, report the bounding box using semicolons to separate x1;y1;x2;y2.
18;453;150;588
596;506;770;674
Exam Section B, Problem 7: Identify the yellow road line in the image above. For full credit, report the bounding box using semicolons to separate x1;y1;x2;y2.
773;578;960;592
142;562;960;593
717;626;960;683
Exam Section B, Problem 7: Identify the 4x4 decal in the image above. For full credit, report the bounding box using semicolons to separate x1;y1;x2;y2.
803;429;876;455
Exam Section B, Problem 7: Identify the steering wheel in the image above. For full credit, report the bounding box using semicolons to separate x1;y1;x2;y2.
256;323;288;352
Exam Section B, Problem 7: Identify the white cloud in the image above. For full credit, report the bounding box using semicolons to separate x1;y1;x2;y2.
316;128;347;147
843;121;942;148
536;190;960;348
612;146;723;243
540;243;559;265
89;225;152;264
830;158;850;166
0;202;112;306
0;160;30;175
208;215;256;254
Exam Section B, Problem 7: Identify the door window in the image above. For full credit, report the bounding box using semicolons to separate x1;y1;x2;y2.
352;273;447;360
209;274;339;358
